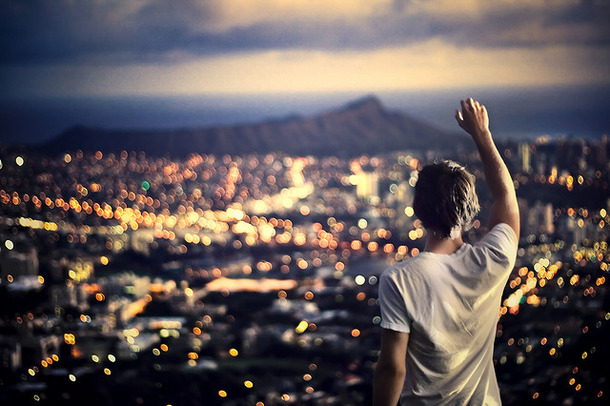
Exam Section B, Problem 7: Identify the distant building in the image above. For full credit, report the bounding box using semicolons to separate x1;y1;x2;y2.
556;216;586;246
49;284;87;310
518;143;532;173
0;338;22;371
130;229;155;256
20;335;61;368
0;245;39;280
355;171;379;200
592;135;608;168
521;200;554;236
103;273;152;299
66;258;95;283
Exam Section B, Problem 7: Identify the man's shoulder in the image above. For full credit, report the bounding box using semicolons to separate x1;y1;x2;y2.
381;255;430;281
479;223;517;245
475;223;518;255
469;223;518;270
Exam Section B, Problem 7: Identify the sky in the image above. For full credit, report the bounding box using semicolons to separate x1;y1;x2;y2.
1;0;609;142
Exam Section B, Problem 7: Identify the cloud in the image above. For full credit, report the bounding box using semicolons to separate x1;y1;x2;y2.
445;0;610;48
202;0;392;31
0;0;393;64
1;0;608;66
4;40;607;98
1;0;608;98
399;0;578;17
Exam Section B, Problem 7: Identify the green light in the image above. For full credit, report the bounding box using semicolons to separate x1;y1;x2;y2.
141;181;150;191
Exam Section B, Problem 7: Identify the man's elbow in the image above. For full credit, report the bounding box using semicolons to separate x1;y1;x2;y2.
375;361;406;382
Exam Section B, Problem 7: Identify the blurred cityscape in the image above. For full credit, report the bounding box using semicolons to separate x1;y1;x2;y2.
0;135;608;405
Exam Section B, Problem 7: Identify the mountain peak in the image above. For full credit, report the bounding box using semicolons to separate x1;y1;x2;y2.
43;95;470;157
343;95;384;112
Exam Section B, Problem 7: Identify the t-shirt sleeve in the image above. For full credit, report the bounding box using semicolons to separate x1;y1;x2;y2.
477;223;518;269
378;270;411;333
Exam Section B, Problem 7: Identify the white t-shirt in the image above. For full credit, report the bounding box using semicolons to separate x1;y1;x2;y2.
378;223;518;406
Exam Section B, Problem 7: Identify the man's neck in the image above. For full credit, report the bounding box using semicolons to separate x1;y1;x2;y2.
424;233;464;255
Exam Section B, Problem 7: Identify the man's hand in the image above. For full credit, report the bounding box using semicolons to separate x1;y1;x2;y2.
455;98;490;139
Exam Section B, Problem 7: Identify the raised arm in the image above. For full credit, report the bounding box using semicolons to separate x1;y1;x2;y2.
455;98;519;240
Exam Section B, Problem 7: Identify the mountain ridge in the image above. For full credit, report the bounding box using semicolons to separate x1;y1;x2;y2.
42;95;471;157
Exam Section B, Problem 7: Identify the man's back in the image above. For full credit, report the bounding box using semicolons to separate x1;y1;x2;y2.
379;223;517;405
373;99;520;406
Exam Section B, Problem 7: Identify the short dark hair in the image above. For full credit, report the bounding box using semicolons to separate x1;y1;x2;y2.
413;160;480;239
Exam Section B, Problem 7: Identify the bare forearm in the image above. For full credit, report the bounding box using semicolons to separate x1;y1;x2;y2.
373;365;405;406
374;329;409;406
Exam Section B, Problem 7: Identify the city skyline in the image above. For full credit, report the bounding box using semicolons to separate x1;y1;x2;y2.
0;135;608;404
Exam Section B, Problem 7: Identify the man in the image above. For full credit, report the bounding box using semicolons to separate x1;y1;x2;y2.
373;98;520;405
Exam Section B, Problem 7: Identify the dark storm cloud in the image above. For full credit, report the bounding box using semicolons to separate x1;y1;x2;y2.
0;0;213;63
0;0;608;66
461;1;610;48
